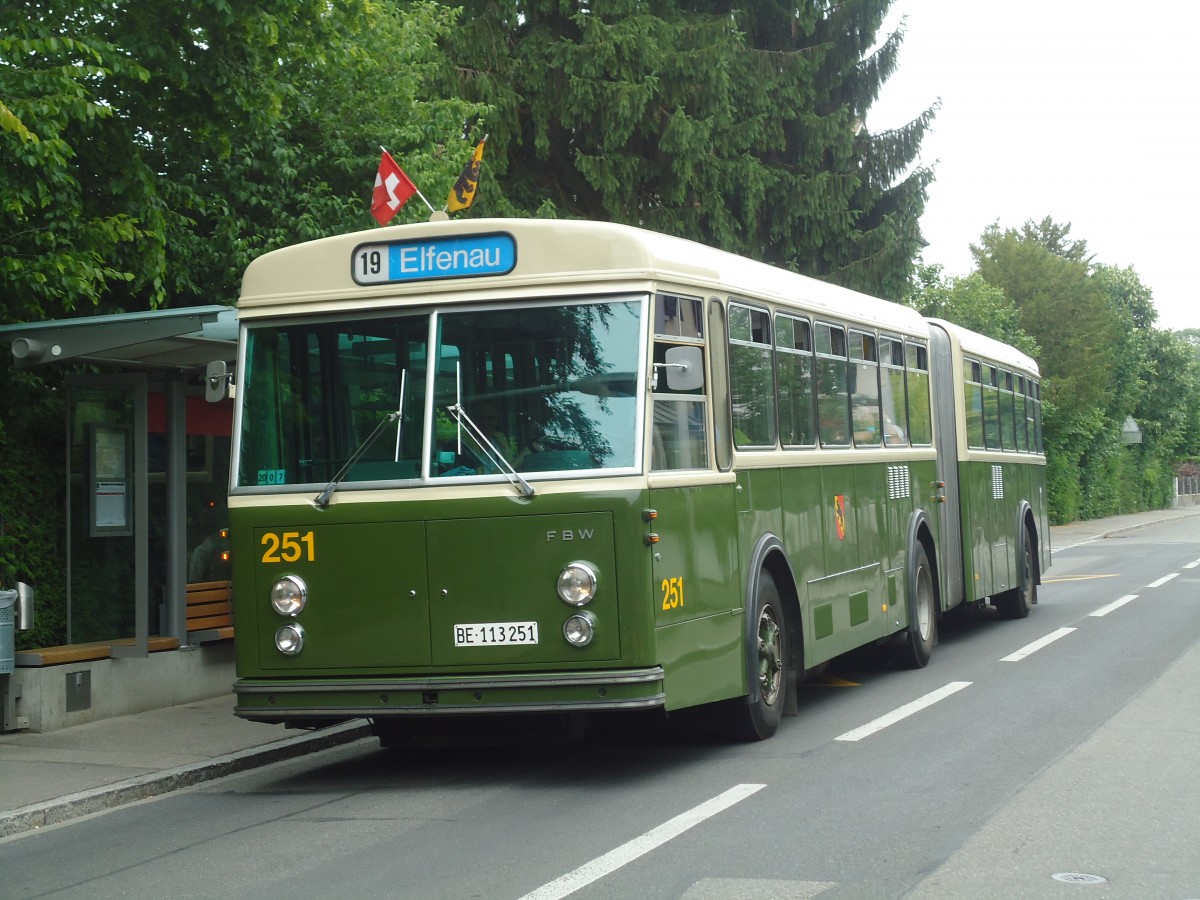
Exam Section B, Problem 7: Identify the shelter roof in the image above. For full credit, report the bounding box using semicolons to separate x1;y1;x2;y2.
0;306;236;371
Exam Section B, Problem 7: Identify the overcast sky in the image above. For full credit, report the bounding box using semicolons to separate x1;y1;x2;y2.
868;0;1199;331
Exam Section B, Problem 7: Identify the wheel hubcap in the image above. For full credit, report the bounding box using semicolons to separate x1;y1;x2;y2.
916;565;933;641
757;606;783;705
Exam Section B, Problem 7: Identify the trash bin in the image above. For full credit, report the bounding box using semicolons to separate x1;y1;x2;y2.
0;589;16;675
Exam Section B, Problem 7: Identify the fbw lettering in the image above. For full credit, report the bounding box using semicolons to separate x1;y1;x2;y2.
545;529;595;542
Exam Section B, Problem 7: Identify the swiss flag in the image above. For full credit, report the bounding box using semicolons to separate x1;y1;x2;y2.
371;150;417;225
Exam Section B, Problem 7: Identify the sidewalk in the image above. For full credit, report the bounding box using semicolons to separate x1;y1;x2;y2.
0;695;370;838
1047;505;1200;552
2;507;1198;840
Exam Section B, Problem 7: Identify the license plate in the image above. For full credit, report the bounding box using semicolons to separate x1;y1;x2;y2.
454;621;539;647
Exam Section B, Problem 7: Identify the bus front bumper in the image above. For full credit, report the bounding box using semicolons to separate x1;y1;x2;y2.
234;666;666;723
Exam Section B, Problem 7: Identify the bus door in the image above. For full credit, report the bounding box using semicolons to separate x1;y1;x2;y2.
648;300;742;710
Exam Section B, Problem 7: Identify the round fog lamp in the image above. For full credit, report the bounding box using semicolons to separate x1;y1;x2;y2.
271;574;307;616
557;562;598;607
563;612;596;647
275;623;305;656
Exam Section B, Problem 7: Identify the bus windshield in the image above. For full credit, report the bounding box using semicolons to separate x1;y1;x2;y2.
235;296;645;489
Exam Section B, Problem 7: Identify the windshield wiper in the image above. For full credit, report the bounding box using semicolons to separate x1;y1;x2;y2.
312;410;401;509
448;403;535;498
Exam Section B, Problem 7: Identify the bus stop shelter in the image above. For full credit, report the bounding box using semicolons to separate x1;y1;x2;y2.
0;306;237;730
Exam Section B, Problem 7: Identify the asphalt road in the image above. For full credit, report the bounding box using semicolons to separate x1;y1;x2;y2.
3;517;1198;900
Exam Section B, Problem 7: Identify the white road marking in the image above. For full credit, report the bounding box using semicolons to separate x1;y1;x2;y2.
1089;594;1138;617
517;783;766;900
1000;626;1076;662
1146;573;1179;588
834;681;972;742
1184;559;1200;570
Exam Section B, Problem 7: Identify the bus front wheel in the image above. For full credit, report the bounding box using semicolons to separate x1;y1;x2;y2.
892;544;936;669
726;569;787;741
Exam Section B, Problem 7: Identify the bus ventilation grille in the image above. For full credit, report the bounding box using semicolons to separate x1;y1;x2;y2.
992;465;1005;499
887;465;911;500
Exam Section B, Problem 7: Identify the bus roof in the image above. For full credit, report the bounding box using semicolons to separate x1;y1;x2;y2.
239;218;927;336
928;318;1040;377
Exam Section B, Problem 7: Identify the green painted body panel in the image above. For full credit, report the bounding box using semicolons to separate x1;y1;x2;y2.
252;521;432;671
425;513;620;665
777;458;940;666
957;459;1047;601
649;480;743;709
233;489;653;680
656;612;744;710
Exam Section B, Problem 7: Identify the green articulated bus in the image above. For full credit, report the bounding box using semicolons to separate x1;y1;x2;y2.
227;218;1049;743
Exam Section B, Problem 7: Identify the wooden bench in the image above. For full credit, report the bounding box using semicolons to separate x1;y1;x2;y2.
16;636;180;667
14;582;233;665
186;579;234;643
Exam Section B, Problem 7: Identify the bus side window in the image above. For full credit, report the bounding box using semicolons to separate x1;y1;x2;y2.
849;330;881;446
964;358;985;449
904;341;932;446
776;314;816;447
880;336;908;446
652;293;709;471
816;323;851;446
1012;376;1032;453
651;340;708;470
728;302;776;448
1000;370;1017;450
983;364;1001;450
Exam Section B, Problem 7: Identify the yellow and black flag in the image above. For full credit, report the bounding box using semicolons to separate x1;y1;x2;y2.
446;137;486;213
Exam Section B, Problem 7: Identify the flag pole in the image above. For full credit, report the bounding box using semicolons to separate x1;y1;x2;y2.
380;145;437;215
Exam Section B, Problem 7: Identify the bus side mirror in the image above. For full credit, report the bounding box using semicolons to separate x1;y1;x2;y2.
206;360;235;403
663;346;704;391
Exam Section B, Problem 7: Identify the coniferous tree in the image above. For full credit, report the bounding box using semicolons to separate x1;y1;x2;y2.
434;0;934;299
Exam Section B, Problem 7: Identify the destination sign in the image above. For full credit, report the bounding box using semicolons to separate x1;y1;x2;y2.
351;232;516;285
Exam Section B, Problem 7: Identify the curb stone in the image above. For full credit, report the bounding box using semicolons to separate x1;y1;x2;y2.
0;720;372;839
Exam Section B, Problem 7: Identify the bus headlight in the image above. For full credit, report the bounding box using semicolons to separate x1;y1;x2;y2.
557;562;598;607
275;623;306;656
563;611;596;647
271;575;307;616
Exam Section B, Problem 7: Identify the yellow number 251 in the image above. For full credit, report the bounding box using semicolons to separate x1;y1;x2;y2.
261;531;316;564
660;576;684;611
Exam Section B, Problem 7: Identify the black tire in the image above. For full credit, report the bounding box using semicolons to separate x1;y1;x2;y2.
726;570;788;741
995;527;1036;619
892;543;936;669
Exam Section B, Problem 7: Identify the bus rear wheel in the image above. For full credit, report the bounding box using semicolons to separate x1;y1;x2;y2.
891;543;936;669
725;569;787;741
995;527;1036;619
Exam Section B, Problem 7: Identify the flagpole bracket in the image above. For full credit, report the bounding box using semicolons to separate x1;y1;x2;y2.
428;210;450;222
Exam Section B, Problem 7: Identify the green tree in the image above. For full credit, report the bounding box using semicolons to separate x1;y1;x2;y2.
434;0;934;299
970;221;1200;520
905;262;1039;358
0;15;150;320
972;219;1123;522
1;0;479;320
0;0;479;646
